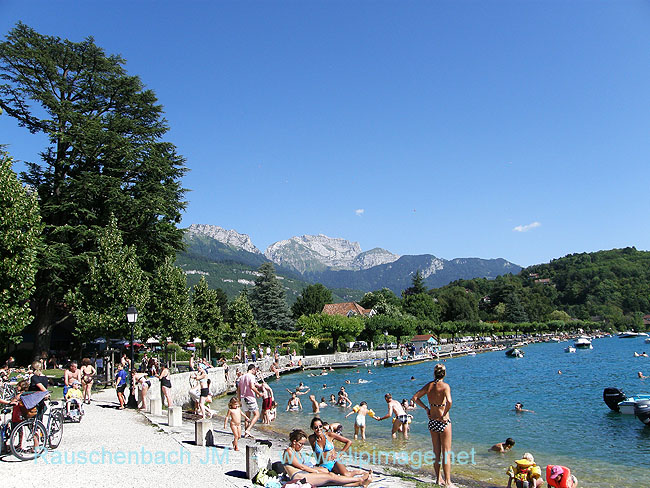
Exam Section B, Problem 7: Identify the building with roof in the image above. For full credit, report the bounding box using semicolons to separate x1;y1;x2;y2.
321;302;375;318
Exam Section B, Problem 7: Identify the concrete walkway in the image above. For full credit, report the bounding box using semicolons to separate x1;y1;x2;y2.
0;388;460;488
0;389;251;488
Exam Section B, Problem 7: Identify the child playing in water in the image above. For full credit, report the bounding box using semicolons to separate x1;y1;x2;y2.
491;437;515;453
224;397;249;451
345;401;375;440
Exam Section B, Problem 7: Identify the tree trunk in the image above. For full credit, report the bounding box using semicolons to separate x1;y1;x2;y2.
32;298;56;361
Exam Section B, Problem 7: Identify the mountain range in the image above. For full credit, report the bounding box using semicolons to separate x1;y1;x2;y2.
177;224;522;299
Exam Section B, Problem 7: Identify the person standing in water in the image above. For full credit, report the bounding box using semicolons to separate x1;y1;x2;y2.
412;363;454;487
375;393;409;438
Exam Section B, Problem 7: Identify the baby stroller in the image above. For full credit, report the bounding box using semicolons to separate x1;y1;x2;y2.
65;398;85;423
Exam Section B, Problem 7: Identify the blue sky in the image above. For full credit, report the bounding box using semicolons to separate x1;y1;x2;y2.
2;1;650;267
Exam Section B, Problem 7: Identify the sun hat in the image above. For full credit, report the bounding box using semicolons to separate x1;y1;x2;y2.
549;466;564;480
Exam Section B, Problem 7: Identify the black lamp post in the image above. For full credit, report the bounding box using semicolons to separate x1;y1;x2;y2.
384;331;389;362
126;305;138;408
241;332;247;363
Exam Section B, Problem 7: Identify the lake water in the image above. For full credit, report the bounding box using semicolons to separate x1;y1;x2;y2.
213;336;650;487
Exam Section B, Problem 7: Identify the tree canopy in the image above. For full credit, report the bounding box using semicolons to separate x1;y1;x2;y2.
0;151;42;346
0;22;187;355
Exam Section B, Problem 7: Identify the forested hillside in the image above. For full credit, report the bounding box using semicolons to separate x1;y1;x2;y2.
435;247;650;328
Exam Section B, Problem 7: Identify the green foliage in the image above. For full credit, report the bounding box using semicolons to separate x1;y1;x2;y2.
360;288;401;315
297;313;364;351
227;291;257;346
147;256;195;344
0;23;187;353
402;270;428;297
0;151;42;344
66;216;149;341
435;286;479;322
401;292;441;322
249;262;294;330
192;276;224;347
291;283;333;319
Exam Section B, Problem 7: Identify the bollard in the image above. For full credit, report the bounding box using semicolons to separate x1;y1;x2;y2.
148;397;163;416
195;419;212;446
246;439;272;479
168;405;182;427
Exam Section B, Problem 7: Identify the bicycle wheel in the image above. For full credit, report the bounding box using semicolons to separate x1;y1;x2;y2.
9;419;47;461
48;409;64;449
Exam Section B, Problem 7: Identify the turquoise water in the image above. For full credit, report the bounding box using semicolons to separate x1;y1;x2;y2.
213;337;650;487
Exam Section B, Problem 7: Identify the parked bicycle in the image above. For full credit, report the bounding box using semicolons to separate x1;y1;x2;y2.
0;405;13;455
9;396;64;461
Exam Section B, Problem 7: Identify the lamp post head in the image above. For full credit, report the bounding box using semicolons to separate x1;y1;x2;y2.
241;332;246;339
127;306;138;323
384;331;388;337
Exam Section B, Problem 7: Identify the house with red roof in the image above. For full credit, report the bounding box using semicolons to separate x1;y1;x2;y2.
321;302;375;318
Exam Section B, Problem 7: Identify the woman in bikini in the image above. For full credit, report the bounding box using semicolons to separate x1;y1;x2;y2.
285;429;371;487
412;363;454;487
158;362;173;408
308;417;365;478
80;358;96;404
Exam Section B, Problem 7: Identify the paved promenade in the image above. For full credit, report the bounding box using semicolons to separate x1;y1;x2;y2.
0;388;437;488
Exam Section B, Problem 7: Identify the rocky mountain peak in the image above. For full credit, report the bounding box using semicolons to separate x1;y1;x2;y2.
186;224;261;254
265;235;399;274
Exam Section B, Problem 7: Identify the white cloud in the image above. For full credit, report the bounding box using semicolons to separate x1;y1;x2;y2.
355;209;365;216
513;221;541;232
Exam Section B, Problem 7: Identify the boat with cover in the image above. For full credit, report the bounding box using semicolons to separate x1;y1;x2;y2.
384;354;436;368
505;348;524;358
603;387;650;414
574;336;593;349
564;346;576;353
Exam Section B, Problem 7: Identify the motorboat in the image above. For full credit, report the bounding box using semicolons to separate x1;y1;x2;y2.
618;331;644;338
574;336;593;349
505;348;524;358
603;387;650;414
634;400;650;426
565;346;576;353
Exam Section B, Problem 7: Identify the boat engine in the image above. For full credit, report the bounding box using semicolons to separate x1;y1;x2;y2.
634;399;650;426
603;387;626;412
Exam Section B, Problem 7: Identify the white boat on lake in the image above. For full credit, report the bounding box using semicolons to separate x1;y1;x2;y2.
565;346;576;353
618;331;647;338
574;336;593;349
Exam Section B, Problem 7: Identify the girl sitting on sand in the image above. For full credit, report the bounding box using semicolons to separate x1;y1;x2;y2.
224;397;249;451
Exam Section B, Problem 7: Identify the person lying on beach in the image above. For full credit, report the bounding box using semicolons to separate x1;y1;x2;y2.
283;429;372;487
309;417;366;477
490;437;515;453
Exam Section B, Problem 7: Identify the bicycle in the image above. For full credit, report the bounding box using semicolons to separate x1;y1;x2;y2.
9;399;64;461
0;405;13;455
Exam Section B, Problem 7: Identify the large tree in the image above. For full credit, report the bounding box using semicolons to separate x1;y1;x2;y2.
227;291;257;348
147;257;195;347
65;216;149;342
248;262;293;330
192;276;224;348
0;23;188;355
291;283;333;319
0;150;42;346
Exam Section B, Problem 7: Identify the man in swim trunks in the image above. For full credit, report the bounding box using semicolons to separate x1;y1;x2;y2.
375;393;409;438
238;363;262;437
